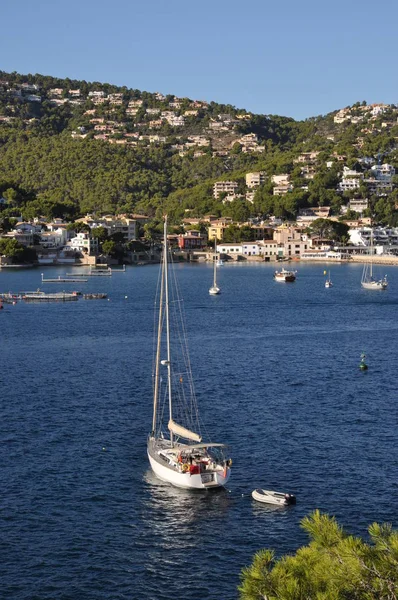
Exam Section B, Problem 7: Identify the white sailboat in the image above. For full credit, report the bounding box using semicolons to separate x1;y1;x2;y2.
361;229;388;290
209;241;221;295
325;271;333;288
147;217;231;489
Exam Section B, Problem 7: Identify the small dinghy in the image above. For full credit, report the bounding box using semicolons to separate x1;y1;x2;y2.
252;489;296;506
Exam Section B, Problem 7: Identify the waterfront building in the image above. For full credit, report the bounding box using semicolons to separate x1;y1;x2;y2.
177;231;207;250
208;218;234;240
216;243;243;257
39;228;68;249
273;225;302;244
66;232;99;255
301;250;350;261
76;215;138;241
283;239;309;258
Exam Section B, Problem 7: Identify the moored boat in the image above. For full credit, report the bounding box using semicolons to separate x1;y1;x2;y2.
361;229;388;290
83;293;108;299
252;489;296;506
325;271;333;288
274;268;296;282
209;242;221;295
148;216;231;489
22;290;79;302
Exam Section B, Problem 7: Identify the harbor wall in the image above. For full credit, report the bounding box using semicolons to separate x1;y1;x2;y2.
349;255;398;266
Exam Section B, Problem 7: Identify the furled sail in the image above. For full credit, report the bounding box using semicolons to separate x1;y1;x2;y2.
168;419;202;442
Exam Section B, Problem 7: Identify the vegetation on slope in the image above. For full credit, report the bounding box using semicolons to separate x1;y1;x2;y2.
1;71;398;225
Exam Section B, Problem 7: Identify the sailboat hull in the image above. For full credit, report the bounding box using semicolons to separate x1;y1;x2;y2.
361;281;387;290
147;441;230;490
209;286;220;295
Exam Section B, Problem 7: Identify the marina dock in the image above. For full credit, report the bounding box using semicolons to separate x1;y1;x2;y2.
41;274;88;283
22;291;79;302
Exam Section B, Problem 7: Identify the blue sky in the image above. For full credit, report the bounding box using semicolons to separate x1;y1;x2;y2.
2;0;397;120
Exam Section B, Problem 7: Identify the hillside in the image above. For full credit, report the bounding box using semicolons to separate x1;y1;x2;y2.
1;71;398;225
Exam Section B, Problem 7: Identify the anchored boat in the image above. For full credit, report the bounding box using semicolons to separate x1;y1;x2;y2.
22;290;79;302
361;229;387;290
252;489;296;506
274;268;296;282
209;242;221;295
148;216;232;489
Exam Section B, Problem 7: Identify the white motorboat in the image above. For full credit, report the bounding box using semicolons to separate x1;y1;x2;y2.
209;242;221;295
252;488;296;506
361;229;387;290
147;216;231;490
274;268;296;282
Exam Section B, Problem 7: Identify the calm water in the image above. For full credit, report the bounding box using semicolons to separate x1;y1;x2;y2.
1;262;397;600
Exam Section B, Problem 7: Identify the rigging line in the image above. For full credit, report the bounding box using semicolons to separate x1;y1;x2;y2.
169;255;202;436
174;277;201;429
152;256;163;383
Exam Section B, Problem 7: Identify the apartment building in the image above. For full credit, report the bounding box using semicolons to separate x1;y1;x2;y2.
213;181;239;199
245;172;266;188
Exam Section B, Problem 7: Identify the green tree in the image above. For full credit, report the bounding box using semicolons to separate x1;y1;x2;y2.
0;217;18;233
67;221;90;233
0;237;24;258
239;510;398;600
91;226;108;242
0;237;37;263
102;239;116;256
222;225;242;243
309;218;349;242
110;231;126;244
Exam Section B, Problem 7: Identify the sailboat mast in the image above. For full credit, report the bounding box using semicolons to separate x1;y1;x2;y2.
152;245;165;435
163;216;174;446
213;240;217;287
369;228;373;279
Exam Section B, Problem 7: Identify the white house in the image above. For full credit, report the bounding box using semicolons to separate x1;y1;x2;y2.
216;243;243;257
273;183;293;195
39;228;68;248
371;104;388;117
168;115;185;127
271;174;290;185
348;199;368;214
338;167;364;191
370;163;395;181
241;242;262;256
66;232;99;254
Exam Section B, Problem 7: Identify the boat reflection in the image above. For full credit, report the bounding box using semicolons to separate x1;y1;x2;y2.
143;469;231;528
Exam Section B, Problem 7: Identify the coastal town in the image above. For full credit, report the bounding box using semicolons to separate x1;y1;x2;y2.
1;197;398;268
2;73;398;270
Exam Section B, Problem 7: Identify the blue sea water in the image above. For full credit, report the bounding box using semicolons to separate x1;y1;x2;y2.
1;262;397;600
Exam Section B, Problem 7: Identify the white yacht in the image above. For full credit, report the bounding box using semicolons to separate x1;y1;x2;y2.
361;230;388;290
209;242;221;295
147;217;231;489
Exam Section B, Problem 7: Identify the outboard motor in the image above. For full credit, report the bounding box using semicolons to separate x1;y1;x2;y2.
285;493;297;505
